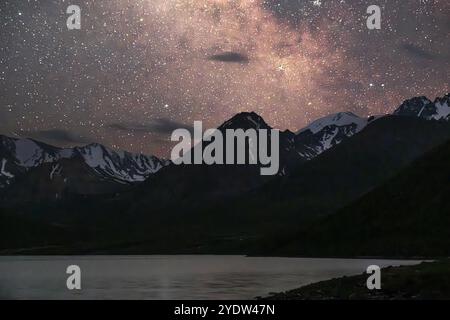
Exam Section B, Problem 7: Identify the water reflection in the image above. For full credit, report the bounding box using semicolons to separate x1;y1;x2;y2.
0;255;422;299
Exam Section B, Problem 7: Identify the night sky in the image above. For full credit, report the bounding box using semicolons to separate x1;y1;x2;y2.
1;0;449;156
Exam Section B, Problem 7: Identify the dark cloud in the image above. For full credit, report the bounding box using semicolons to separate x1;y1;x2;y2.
401;44;437;61
23;129;91;144
207;52;250;63
109;118;194;134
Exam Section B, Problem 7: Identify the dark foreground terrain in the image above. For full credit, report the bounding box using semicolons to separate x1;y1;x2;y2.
265;259;450;300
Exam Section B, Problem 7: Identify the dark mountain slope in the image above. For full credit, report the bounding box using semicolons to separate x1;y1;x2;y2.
253;115;450;218
0;207;72;253
270;138;450;257
3;156;131;203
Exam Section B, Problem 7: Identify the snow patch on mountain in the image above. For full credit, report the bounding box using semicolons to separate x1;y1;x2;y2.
297;112;367;135
49;163;62;180
77;144;106;168
1;159;14;178
75;144;165;183
14;139;47;167
320;128;339;150
432;98;450;120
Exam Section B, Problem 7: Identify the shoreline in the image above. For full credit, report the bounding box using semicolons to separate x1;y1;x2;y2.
262;259;450;300
0;249;437;261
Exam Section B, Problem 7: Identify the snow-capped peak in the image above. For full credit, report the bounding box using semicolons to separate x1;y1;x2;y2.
297;112;367;135
73;143;166;183
0;136;60;168
293;112;369;160
0;135;168;188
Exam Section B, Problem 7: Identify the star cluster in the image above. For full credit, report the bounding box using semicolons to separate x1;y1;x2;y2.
0;0;449;156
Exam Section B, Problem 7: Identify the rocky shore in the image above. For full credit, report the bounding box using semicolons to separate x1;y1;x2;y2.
264;260;450;300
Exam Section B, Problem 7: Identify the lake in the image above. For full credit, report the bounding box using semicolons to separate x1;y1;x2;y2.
0;255;422;299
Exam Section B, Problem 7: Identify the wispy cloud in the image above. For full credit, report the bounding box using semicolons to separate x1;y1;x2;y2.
23;129;91;144
207;52;250;63
401;43;437;61
108;118;194;134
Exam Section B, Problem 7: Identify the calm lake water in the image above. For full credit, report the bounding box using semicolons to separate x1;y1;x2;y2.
0;255;422;299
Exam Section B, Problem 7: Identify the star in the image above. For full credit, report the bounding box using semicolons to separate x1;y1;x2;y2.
0;0;447;157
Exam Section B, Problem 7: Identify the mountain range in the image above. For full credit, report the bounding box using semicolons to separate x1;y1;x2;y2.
0;93;449;255
0;136;169;199
0;110;371;200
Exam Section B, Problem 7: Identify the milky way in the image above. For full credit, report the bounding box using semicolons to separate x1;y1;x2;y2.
0;0;449;156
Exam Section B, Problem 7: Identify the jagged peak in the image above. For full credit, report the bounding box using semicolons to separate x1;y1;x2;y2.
219;111;271;130
394;94;450;120
404;95;431;104
434;93;450;104
393;96;432;115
